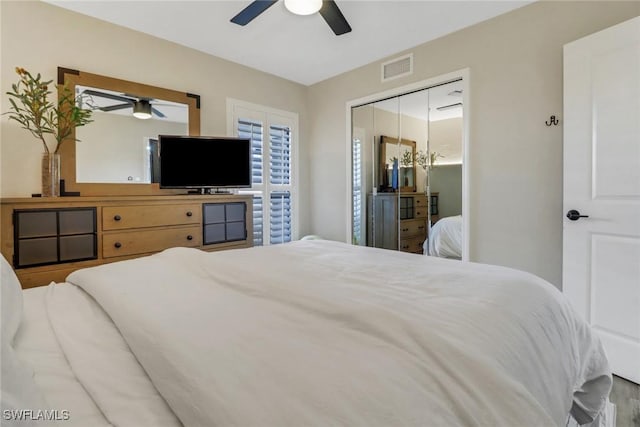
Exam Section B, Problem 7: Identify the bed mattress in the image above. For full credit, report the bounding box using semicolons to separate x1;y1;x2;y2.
9;240;612;426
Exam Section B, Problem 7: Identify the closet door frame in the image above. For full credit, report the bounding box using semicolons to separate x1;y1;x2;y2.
345;68;470;261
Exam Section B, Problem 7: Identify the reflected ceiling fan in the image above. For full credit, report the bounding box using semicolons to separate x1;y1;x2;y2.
81;89;166;120
231;0;351;36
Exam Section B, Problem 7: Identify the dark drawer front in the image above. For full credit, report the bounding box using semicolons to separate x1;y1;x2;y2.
13;208;97;268
203;202;247;245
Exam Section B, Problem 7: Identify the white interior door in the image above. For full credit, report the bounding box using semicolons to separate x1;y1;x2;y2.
563;16;640;384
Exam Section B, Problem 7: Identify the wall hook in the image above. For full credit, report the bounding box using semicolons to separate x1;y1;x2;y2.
546;115;559;126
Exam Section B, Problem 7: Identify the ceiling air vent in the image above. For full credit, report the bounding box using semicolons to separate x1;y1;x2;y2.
381;54;413;82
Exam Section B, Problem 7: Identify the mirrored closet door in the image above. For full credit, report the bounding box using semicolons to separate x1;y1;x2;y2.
351;80;464;259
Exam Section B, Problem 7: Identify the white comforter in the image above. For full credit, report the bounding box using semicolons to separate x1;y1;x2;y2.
427;215;463;259
62;240;610;426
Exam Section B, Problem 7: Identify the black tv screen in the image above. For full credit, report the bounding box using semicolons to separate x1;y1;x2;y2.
159;135;251;189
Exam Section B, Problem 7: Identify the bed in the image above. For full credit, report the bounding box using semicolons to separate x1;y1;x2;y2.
2;239;613;426
425;214;463;259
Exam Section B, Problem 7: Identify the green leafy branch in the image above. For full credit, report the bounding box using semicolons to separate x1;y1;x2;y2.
415;150;444;170
5;67;93;154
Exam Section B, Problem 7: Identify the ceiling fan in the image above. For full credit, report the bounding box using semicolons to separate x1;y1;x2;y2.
81;89;166;120
231;0;352;36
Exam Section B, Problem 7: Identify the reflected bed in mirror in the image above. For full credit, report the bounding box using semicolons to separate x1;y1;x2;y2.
58;67;200;196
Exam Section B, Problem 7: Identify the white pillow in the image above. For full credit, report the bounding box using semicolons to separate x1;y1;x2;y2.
1;253;23;344
0;255;52;425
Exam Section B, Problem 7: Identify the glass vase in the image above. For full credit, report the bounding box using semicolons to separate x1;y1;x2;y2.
41;153;60;197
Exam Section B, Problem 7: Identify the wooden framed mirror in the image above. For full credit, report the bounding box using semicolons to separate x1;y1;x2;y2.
57;67;200;196
379;135;416;193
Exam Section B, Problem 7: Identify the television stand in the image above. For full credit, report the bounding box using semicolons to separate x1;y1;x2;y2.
187;188;232;195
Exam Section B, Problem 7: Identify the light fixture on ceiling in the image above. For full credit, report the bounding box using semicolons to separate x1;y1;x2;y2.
436;102;463;111
284;0;322;16
133;100;152;120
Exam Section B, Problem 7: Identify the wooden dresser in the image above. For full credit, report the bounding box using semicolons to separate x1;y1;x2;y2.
366;192;436;254
1;195;252;288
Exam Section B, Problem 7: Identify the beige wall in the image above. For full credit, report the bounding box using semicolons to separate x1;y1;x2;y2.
308;2;639;287
431;165;462;219
0;1;310;234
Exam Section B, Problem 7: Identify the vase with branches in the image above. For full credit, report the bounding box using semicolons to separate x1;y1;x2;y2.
415;150;444;192
5;67;93;196
415;150;443;173
414;150;444;235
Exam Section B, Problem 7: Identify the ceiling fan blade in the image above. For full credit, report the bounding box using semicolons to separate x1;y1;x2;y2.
152;107;166;118
100;103;132;112
231;0;278;26
319;1;351;36
82;89;133;104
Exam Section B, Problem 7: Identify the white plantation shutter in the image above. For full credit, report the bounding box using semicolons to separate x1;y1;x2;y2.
269;125;291;185
270;192;292;244
269;124;292;245
352;138;362;245
252;195;264;246
228;100;298;246
237;119;263;185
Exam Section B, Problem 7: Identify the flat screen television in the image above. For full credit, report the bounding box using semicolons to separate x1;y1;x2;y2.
159;135;251;191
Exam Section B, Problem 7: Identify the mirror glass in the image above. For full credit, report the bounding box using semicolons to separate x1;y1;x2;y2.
351;80;464;258
58;67;200;196
75;85;189;184
379;136;416;193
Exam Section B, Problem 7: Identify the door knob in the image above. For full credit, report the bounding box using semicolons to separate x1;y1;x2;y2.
566;210;589;221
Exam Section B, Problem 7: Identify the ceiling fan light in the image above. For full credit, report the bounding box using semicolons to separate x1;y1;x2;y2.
133;100;152;120
284;0;322;16
436;102;463;112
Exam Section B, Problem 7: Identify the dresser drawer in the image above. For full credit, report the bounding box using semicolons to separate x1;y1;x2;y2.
400;236;425;254
400;219;427;238
103;226;201;258
415;206;428;218
414;195;428;208
103;204;201;230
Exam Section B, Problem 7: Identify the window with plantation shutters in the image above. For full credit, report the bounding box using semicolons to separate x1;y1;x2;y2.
228;99;298;247
352;138;362;245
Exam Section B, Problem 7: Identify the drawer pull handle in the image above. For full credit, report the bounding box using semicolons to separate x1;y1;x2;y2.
402;228;409;232
187;235;193;241
114;215;121;221
418;226;425;230
186;211;193;217
114;242;122;249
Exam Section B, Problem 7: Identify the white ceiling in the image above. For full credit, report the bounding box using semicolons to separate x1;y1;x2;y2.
373;79;463;122
45;0;532;86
